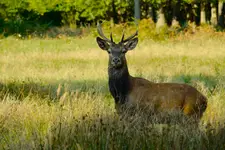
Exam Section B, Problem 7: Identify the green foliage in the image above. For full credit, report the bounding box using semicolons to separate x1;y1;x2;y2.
0;0;25;18
26;0;60;14
1;0;225;37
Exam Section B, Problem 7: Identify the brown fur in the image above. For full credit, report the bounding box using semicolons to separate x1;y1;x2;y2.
119;76;207;119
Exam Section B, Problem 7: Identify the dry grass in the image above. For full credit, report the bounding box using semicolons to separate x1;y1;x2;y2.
0;31;225;149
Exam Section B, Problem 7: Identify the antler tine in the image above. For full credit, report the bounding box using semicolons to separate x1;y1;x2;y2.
110;25;114;42
97;23;112;43
122;30;138;43
110;32;113;42
121;29;125;42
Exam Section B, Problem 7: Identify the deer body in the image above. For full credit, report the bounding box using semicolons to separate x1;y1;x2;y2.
96;24;207;119
108;59;207;118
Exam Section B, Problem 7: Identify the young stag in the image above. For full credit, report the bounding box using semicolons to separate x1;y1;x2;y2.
96;24;207;119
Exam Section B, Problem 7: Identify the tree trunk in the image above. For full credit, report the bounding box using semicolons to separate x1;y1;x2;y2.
187;3;195;22
134;0;141;21
195;2;201;26
205;2;212;24
112;0;118;24
215;0;219;23
156;8;166;28
150;4;157;23
143;1;149;18
175;0;187;27
162;0;173;26
171;1;179;26
211;2;217;25
218;2;225;28
201;10;206;24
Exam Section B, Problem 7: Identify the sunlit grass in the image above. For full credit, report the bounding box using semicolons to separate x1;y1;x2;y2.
0;32;225;149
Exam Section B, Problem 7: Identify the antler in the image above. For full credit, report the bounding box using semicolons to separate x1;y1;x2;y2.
121;30;138;43
121;29;125;42
97;23;113;43
110;32;114;42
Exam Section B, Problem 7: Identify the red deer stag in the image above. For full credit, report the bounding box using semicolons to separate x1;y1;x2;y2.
96;24;207;120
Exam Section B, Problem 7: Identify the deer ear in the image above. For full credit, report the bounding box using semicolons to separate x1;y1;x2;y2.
124;38;138;50
96;37;109;50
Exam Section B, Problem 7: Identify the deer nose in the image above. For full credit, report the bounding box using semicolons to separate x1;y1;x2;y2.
112;57;121;64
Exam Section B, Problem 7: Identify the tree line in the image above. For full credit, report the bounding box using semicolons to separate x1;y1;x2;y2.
0;0;225;35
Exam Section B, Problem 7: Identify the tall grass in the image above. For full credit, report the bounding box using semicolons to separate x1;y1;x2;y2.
0;30;225;149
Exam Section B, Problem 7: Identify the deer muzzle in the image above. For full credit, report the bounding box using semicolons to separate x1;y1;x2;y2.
112;57;122;68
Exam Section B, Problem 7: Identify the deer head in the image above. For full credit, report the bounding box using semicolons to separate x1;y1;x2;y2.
96;24;138;69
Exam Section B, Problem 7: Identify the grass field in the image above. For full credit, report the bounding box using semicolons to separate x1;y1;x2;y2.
0;31;225;149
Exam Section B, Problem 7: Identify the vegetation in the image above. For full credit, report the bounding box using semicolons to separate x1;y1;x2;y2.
0;24;225;149
1;0;225;37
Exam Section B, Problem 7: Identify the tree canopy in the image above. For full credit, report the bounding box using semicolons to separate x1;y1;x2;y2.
0;0;225;35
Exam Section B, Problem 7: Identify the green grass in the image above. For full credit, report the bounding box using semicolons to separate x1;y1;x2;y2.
0;32;225;149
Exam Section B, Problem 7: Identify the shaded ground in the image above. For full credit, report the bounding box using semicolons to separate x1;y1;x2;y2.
0;74;223;100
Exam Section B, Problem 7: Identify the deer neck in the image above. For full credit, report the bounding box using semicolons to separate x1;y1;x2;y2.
108;59;131;104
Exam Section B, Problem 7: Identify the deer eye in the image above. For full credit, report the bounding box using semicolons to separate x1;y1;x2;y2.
107;51;112;54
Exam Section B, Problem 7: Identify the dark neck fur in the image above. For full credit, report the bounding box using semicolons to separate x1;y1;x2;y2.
108;60;130;104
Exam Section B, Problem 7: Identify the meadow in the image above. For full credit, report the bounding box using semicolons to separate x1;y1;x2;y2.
0;27;225;149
